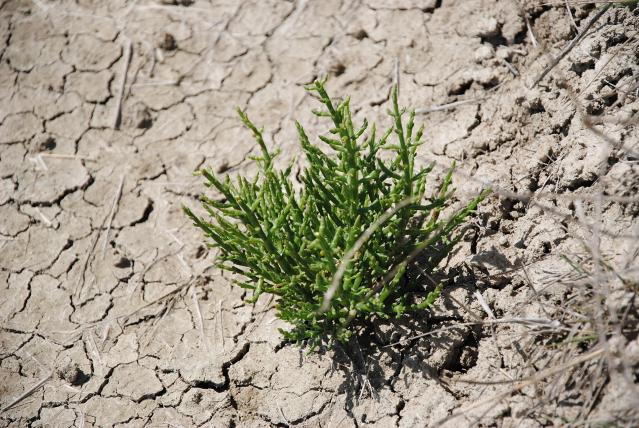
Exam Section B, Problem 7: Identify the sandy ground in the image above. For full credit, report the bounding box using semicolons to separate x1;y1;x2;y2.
1;0;638;426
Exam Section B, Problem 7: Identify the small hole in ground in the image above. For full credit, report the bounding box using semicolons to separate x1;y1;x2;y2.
115;257;132;268
330;62;346;77
353;29;368;40
39;136;57;151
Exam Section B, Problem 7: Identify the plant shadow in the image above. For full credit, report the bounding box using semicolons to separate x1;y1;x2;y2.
315;274;484;415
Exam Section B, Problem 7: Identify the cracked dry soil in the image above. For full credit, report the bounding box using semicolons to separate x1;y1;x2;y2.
1;0;639;427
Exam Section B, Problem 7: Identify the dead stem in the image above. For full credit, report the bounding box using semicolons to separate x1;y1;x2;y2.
532;4;611;87
435;348;605;426
1;372;53;413
113;37;132;130
102;175;125;256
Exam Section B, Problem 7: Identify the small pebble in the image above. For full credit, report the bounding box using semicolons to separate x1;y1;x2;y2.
474;45;494;62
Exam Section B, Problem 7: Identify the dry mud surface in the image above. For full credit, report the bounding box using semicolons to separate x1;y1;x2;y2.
1;0;639;427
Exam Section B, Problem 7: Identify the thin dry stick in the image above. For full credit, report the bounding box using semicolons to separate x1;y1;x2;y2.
29;155;48;171
320;197;416;312
357;368;374;402
496;181;639;204
23;351;47;373
191;285;208;351
577;357;608;421
1;372;53;413
176;253;192;277
218;299;225;350
435;348;605;426
120;280;193;323
356;197;492;308
131;80;178;87
539;0;634;5
142;40;156;78
77;410;85;428
416;97;486;115
353;340;377;401
114;37;132;129
416;81;506;114
565;0;579;32
423;163;639;239
623;222;639;270
38;153;96;161
524;13;539;48
582;33;637;93
474;290;496;319
86;330;104;376
520;261;553;319
393;56;400;93
164;229;185;247
127;247;184;296
553;267;639;293
414;263;483;321
384;317;567;347
277;401;291;426
532;4;610;87
447;293;483;322
583;114;639;160
501;57;519;76
102;175;125;255
35;207;52;227
240;295;274;340
100;322;111;347
142;294;180;349
559;69;639;160
618;71;639;105
75;211;109;299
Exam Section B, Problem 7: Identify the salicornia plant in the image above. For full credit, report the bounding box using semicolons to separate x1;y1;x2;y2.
184;80;489;347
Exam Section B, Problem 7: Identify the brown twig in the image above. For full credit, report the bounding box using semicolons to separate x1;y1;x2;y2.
102;175;125;256
34;207;52;227
582;33;637;93
384;317;568;347
416;82;506;114
1;372;53;413
142;295;179;348
435;348;605;426
524;13;539;48
565;0;579;32
393;56;400;93
474;290;496;319
415;161;639;239
120;280;194;323
218;299;225;350
75;212;109;299
114;37;132;129
500;57;519;76
37;153;97;161
191;285;208;351
416;97;484;114
532;4;611;87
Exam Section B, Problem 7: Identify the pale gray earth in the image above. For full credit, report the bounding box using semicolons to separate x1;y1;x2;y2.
1;0;638;427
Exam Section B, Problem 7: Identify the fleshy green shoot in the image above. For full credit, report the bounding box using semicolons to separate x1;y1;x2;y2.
184;80;489;348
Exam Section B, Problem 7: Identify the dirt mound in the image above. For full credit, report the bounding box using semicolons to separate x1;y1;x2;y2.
1;1;638;426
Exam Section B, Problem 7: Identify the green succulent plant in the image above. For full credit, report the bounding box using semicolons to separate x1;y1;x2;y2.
184;80;489;348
